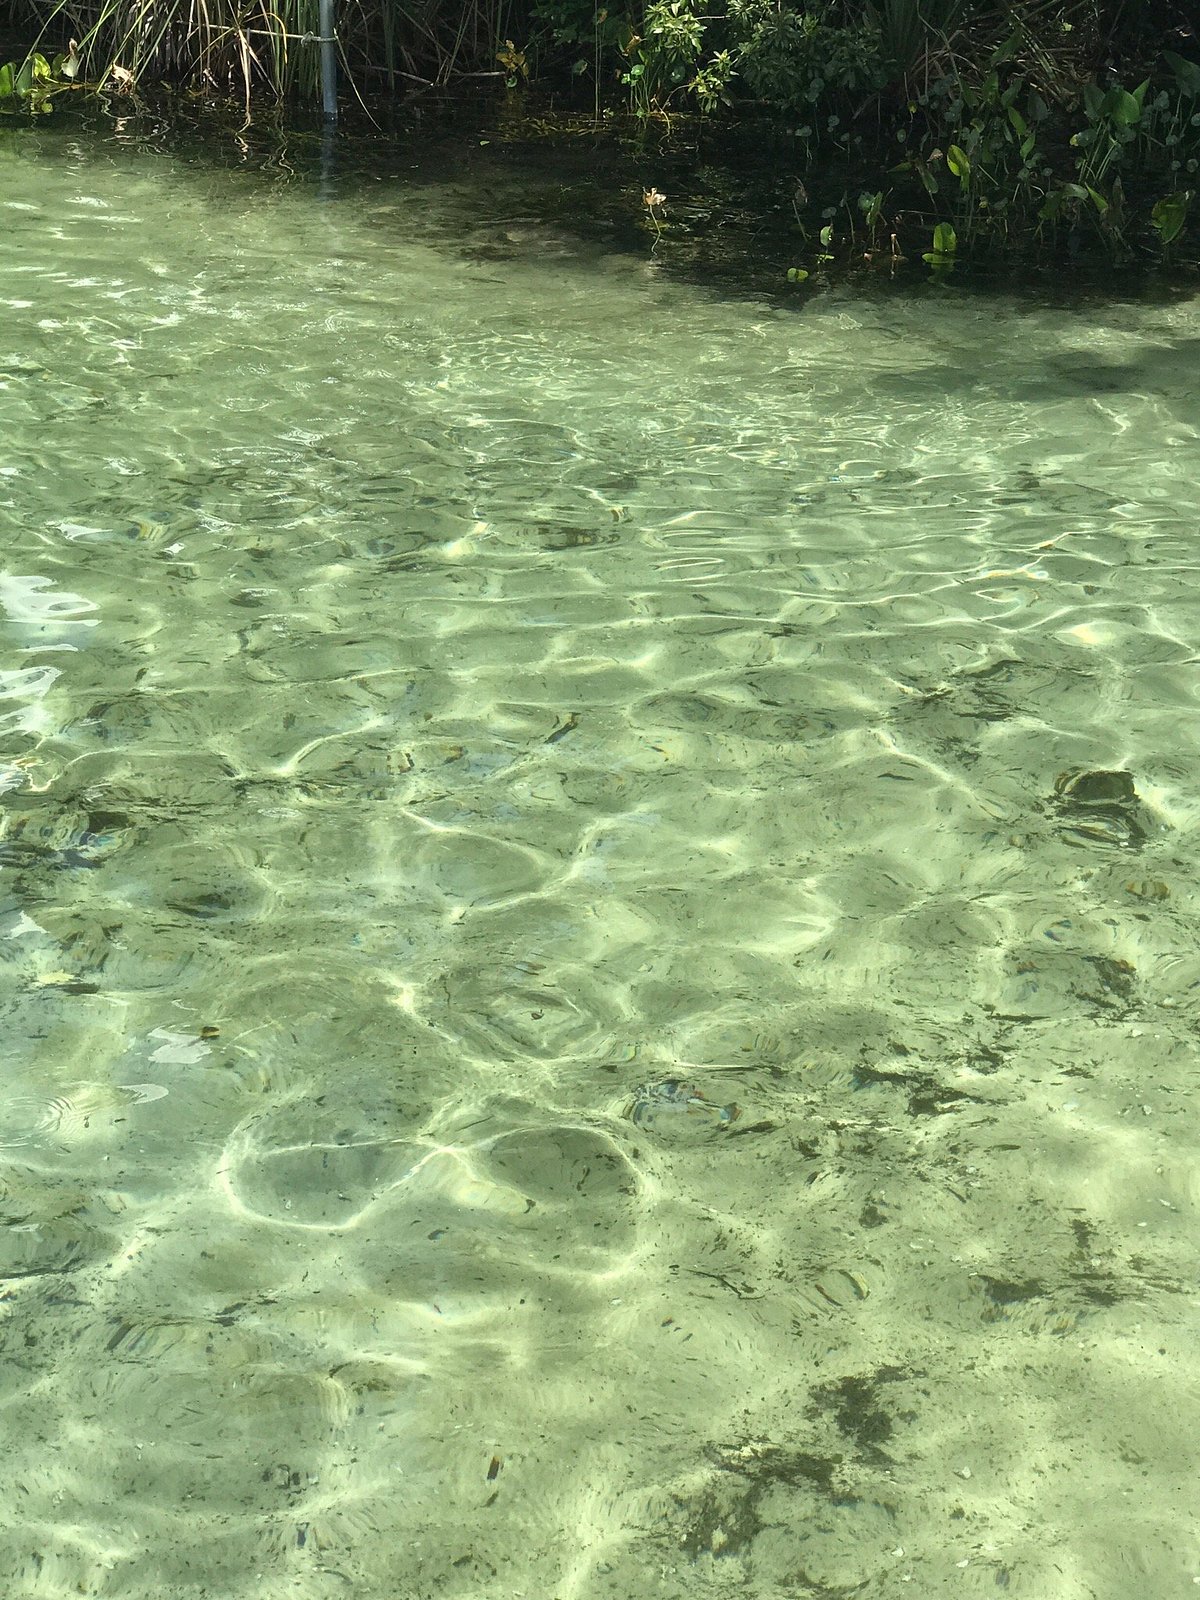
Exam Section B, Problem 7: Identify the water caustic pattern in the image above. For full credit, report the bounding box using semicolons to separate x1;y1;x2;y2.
0;128;1198;1600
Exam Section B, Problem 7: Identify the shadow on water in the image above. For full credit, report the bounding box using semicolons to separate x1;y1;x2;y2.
42;91;1200;310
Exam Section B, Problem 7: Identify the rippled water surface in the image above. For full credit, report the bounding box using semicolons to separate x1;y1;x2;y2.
2;122;1199;1600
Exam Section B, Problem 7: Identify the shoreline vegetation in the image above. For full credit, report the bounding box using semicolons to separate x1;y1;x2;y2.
1;0;1198;272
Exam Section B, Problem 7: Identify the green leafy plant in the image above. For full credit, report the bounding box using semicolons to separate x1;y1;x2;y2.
1151;189;1192;247
735;3;885;120
922;219;957;267
946;142;970;189
0;48;80;113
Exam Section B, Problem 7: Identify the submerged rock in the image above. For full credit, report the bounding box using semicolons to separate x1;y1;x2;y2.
1051;768;1151;849
624;1078;740;1136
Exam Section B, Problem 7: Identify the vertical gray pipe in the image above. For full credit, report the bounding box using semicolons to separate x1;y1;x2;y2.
319;0;337;121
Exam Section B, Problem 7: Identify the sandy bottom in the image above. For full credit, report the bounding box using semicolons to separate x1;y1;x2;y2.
0;127;1198;1598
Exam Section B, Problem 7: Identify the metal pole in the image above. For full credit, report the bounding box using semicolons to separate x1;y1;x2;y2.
319;0;337;121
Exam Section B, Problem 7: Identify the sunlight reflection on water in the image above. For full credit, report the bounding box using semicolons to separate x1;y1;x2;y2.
0;125;1198;1600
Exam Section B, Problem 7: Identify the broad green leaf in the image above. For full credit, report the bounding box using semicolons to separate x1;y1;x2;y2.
1086;185;1109;215
1151;191;1190;245
1020;133;1036;160
1163;50;1200;97
947;144;970;183
1103;86;1141;126
932;221;957;255
1000;77;1023;109
15;58;33;96
786;267;809;282
0;63;13;99
1006;104;1028;138
857;190;883;222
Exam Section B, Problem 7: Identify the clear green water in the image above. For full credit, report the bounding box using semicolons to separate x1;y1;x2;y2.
2;124;1199;1600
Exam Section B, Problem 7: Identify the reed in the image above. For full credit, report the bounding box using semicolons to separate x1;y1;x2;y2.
6;0;519;101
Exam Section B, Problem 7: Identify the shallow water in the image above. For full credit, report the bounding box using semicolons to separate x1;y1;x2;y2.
2;119;1199;1600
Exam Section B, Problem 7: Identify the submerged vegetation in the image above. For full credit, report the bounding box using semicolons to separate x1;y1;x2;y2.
1;0;1197;266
